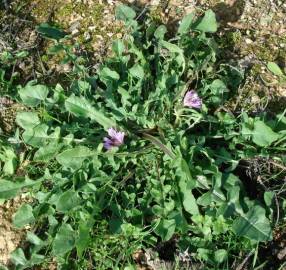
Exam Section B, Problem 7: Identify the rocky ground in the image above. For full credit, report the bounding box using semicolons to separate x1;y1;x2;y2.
0;0;286;268
0;197;28;267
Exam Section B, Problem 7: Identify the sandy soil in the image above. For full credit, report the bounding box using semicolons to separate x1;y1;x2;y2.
0;197;27;266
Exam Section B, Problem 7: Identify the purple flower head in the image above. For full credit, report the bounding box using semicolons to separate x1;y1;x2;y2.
183;90;202;109
103;128;125;150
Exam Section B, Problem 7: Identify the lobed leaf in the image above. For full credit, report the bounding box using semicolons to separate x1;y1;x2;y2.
115;4;136;22
65;95;116;129
178;12;195;34
194;10;218;33
267;62;284;76
52;224;75;256
36;23;67;40
13;204;35;228
233;205;272;242
56;146;95;170
19;84;49;107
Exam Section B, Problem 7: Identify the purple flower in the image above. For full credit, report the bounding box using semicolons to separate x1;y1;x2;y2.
103;128;125;150
183;90;202;109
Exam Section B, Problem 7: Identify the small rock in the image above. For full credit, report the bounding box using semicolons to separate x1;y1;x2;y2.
69;21;81;32
150;0;160;5
277;247;286;260
88;26;96;31
71;29;80;37
251;95;260;103
116;33;123;39
84;31;91;41
95;35;104;40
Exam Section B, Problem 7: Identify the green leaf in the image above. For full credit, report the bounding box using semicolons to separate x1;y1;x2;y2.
154;25;167;40
56;146;94;170
19;84;49;107
233;205;272;242
129;64;144;79
180;158;196;189
197;191;212;206
34;142;62;162
99;67;120;82
29;254;45;266
36;23;67;40
10;248;28;266
26;232;45;246
13;204;35;228
182;190;199;215
65;95;116;129
112;40;125;56
0;264;8;270
22;124;49;147
159;40;185;73
179;176;199;215
209;79;228;95
0;179;22;199
154;219;176;241
194;10;218;33
0;178;40;199
143;133;175;159
251;121;280;147
1;148;17;175
52;224;75;256
197;248;211;261
267;62;284;76
118;87;131;106
56;190;80;213
16;112;40;130
152;205;164;216
214;249;227;263
217;186;243;217
178;12;195;34
160;40;183;54
264;191;274;208
65;95;92;118
71;80;91;93
76;222;91;258
115;5;136;22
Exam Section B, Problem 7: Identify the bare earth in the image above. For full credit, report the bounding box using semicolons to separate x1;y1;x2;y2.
0;198;26;266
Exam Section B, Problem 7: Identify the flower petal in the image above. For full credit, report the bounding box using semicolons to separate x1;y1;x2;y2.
183;90;202;108
107;127;118;138
103;137;113;150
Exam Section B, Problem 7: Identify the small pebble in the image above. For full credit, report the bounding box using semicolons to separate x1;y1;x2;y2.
84;32;91;41
71;29;80;37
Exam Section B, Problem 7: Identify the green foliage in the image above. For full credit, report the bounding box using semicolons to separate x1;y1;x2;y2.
194;10;218;33
115;5;136;22
52;224;76;256
65;95;116;129
18;83;49;107
13;204;35;228
0;178;41;199
0;144;17;175
0;4;285;270
36;23;67;40
233;205;272;242
267;61;284;77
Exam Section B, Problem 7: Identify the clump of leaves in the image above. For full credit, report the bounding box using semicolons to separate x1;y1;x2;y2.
1;5;285;270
